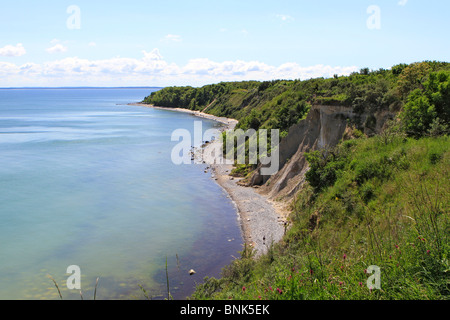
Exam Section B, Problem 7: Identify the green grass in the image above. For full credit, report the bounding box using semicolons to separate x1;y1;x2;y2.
191;135;449;300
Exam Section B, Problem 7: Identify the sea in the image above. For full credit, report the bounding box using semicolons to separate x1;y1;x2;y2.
0;88;243;300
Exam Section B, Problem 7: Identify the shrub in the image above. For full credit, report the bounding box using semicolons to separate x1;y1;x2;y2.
400;70;450;138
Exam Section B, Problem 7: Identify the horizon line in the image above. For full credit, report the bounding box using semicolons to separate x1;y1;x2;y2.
0;86;164;90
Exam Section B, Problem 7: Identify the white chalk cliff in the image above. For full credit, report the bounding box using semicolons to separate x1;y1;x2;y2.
248;105;395;200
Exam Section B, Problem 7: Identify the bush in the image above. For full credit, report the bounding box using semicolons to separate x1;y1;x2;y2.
401;89;437;138
360;182;375;203
305;149;346;193
400;70;450;138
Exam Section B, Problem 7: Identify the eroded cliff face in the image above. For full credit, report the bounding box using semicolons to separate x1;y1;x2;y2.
249;105;395;200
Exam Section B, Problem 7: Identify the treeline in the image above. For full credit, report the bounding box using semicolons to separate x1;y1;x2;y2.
143;61;450;139
142;80;309;135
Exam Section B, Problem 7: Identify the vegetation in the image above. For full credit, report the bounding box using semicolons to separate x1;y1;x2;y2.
144;61;449;300
400;68;450;138
192;135;449;300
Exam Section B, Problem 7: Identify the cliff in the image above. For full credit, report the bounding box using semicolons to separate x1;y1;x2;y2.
248;105;395;200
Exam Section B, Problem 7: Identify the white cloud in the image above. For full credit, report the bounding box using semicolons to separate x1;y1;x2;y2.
398;0;408;6
0;48;359;87
142;48;164;61
0;61;20;74
163;34;182;42
0;43;26;57
88;42;97;47
46;44;68;54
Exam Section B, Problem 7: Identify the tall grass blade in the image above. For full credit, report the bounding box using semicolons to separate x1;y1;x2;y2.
47;275;63;300
94;277;99;300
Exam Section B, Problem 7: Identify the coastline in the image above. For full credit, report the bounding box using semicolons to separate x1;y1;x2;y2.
131;102;288;256
129;103;238;127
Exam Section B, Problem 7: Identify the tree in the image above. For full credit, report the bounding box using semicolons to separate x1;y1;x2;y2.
360;67;370;76
397;62;431;98
392;63;408;75
400;70;450;138
425;71;450;123
401;90;436;138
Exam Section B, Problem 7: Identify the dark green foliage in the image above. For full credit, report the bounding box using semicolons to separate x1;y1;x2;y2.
401;70;450;138
305;148;347;193
392;63;408;75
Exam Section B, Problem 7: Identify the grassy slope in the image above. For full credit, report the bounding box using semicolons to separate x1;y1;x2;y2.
192;134;449;300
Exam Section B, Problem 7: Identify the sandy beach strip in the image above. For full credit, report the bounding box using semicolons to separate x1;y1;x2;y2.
129;103;239;127
130;103;288;256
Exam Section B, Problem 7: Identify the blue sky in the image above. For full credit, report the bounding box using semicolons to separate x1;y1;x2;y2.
0;0;448;87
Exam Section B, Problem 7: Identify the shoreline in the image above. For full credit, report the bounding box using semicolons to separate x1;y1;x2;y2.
129;103;239;127
131;102;288;256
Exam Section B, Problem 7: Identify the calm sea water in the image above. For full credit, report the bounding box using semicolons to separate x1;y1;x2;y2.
0;88;242;300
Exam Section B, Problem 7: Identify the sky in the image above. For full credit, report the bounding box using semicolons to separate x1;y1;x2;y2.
0;0;449;87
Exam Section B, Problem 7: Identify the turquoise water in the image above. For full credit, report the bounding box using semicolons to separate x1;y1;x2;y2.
0;88;242;300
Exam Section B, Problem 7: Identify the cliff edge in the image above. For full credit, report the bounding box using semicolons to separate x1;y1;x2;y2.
248;105;395;200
